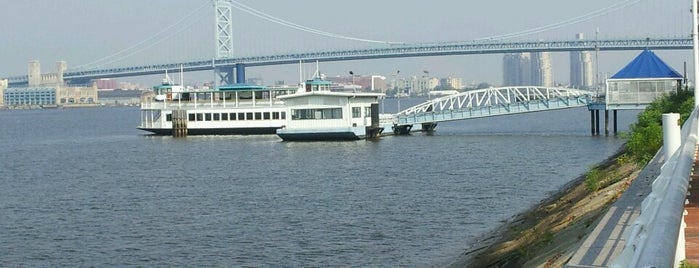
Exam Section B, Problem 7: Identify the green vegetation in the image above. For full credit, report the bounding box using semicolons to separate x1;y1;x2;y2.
625;89;694;164
680;260;699;268
584;166;602;192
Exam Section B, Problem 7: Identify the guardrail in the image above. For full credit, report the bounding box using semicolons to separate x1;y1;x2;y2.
610;107;699;267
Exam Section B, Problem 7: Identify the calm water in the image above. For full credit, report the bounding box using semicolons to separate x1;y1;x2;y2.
0;101;635;267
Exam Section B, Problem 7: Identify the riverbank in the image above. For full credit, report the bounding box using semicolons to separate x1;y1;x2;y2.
449;147;641;267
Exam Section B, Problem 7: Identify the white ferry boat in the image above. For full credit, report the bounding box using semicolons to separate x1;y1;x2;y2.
138;78;297;135
276;78;385;141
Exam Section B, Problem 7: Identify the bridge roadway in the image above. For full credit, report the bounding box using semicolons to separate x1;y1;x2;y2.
3;37;692;85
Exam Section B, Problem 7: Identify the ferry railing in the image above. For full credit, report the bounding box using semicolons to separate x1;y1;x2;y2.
609;106;699;268
140;99;284;110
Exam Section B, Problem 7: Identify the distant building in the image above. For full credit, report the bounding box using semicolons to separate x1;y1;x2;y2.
246;77;264;86
532;52;554;87
0;79;7;106
570;33;595;89
503;52;553;87
95;78;119;90
439;77;463;90
3;61;98;108
503;53;531;86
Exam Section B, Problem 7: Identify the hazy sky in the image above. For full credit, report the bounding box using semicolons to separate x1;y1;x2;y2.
0;0;693;86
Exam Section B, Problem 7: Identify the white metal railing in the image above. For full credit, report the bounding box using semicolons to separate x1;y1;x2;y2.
140;99;284;110
609;107;699;268
396;86;593;116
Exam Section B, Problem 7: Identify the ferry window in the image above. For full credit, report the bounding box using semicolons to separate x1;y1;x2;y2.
205;113;212;121
365;107;372;118
333;109;342;119
222;113;228;120
246;112;253;120
264;112;271;120
352;107;361;118
166;114;172;122
292;108;342;120
272;112;280;120
238;113;245;120
189;114;195;121
255;112;262;120
196;113;203;121
230;113;237;120
213;113;220;121
281;112;286;120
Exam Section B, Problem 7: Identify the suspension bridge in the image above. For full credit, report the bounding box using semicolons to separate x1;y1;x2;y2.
1;0;693;87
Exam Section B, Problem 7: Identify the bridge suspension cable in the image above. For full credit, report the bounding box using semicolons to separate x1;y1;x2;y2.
473;0;643;41
229;0;404;45
73;1;210;70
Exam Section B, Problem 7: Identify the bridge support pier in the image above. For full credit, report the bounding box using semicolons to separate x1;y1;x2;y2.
590;109;618;136
393;125;412;135
215;66;234;87
595;110;600;135
605;110;609;136
421;123;437;132
613;110;618;135
590;110;595;135
215;64;247;87
235;63;246;83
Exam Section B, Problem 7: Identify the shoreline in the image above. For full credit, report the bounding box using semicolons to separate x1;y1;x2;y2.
448;147;640;267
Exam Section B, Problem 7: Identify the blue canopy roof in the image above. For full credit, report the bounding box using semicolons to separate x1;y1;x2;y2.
610;49;682;79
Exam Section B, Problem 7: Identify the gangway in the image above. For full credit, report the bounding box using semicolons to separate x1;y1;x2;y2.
391;86;595;134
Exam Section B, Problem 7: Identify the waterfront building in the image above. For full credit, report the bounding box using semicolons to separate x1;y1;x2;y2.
3;61;98;108
411;76;439;95
95;79;119;90
605;48;682;107
570;33;595;89
4;87;56;106
439;77;463;90
0;79;6;106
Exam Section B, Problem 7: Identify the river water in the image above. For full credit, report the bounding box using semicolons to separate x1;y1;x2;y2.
0;100;634;267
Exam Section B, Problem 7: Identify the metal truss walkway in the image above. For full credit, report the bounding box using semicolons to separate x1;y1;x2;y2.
391;86;595;134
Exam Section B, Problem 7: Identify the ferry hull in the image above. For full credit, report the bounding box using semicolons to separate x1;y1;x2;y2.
276;126;367;141
277;131;361;141
138;127;280;136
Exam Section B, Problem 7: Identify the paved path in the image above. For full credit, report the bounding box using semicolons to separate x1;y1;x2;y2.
565;154;664;267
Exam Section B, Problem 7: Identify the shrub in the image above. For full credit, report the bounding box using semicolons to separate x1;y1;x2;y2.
626;90;694;164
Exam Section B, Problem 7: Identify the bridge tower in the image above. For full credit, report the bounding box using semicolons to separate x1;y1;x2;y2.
214;0;244;86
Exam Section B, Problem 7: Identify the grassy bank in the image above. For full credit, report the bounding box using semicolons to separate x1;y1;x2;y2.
451;148;639;267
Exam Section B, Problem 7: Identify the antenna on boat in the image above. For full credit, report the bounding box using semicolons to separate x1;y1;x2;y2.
179;64;184;86
164;69;173;84
299;60;303;85
313;60;321;79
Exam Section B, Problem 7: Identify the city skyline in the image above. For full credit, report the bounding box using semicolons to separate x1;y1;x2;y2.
0;0;693;86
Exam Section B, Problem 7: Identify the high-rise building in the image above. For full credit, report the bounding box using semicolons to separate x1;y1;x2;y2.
503;52;532;86
532;52;554;87
570;33;595;89
503;52;552;86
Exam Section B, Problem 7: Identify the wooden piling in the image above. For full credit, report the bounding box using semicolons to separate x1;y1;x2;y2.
172;110;188;137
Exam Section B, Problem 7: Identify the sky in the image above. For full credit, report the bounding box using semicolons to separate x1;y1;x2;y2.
0;0;693;87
